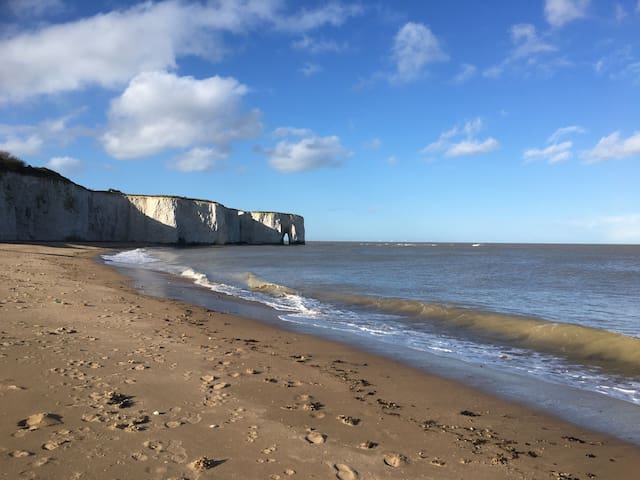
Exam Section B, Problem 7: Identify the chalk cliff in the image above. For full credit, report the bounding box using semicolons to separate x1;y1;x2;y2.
0;164;304;245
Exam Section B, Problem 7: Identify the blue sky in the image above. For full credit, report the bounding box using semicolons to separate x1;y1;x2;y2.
1;0;639;243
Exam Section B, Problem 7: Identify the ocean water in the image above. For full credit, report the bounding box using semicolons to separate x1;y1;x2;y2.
103;242;640;442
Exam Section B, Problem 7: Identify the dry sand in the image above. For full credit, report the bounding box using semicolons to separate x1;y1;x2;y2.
0;242;638;479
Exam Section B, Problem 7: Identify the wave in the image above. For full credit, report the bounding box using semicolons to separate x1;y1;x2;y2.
323;293;640;375
102;248;157;265
180;268;321;318
246;273;297;296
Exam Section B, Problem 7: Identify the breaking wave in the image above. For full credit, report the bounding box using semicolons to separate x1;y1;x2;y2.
102;248;157;265
324;293;640;375
247;273;297;296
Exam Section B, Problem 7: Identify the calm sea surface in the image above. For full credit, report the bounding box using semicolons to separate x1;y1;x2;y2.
103;242;640;442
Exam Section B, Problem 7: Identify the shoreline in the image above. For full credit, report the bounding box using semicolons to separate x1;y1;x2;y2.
109;246;640;445
1;242;639;479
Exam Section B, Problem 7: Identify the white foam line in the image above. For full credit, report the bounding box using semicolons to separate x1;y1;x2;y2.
102;248;157;265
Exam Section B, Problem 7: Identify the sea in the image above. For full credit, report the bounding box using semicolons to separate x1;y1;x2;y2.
102;242;640;444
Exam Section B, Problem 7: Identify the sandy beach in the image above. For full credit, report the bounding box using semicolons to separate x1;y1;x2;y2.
1;243;638;480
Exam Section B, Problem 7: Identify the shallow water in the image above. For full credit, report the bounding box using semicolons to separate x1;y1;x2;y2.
103;242;640;443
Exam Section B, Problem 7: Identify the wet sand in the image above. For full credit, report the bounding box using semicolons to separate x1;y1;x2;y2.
1;243;638;479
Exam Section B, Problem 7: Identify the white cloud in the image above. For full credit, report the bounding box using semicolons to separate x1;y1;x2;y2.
102;71;261;159
46;156;83;174
169;147;226;172
0;112;90;157
0;134;43;156
263;133;351;173
510;24;557;59
461;118;484;136
548;125;586;143
483;24;561;79
300;62;323;76
275;3;364;33
583;131;640;163
545;0;590;27
292;35;346;54
524;141;573;164
422;118;499;158
0;0;363;102
390;22;448;83
272;127;314;138
446;138;499;157
452;63;477;84
524;125;585;164
364;138;382;150
386;155;398;164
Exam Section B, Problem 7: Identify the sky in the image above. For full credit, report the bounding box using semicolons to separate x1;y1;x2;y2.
1;0;639;243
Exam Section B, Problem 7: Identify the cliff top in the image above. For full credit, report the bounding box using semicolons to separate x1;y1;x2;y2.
1;151;299;217
0;150;73;184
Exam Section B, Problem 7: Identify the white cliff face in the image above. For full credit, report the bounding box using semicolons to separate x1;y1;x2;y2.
0;170;304;245
240;211;305;244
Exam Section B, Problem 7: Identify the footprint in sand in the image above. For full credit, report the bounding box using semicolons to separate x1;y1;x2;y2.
0;383;26;393
188;456;222;472
18;412;63;430
337;415;360;426
131;451;148;461
32;456;53;467
42;438;70;451
358;441;378;449
8;450;33;458
305;431;326;444
334;463;359;480
383;452;408;468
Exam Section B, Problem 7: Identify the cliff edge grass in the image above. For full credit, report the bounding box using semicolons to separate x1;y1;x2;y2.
0;151;305;245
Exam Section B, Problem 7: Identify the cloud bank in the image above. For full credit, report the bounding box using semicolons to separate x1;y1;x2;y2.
0;0;362;102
